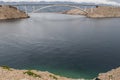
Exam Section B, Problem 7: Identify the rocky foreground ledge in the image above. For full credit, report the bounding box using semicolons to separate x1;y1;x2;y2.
0;66;73;80
0;5;29;20
0;66;120;80
62;6;120;18
96;67;120;80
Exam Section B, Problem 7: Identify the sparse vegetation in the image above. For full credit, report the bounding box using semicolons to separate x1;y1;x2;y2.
109;75;113;80
49;74;58;80
24;70;41;78
1;65;11;70
95;78;101;80
0;67;70;80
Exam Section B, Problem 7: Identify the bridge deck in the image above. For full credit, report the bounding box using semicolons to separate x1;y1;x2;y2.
1;4;98;6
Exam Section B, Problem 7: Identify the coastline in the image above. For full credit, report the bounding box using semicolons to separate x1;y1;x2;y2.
0;5;119;80
97;67;120;80
1;66;120;80
1;5;120;20
61;6;120;18
0;66;73;80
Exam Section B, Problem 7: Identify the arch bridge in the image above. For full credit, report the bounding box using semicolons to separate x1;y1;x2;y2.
12;4;97;13
31;4;88;13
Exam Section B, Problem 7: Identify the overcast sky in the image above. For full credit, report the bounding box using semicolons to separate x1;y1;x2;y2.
0;0;120;5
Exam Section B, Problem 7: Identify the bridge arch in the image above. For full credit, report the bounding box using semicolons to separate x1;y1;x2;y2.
32;4;88;13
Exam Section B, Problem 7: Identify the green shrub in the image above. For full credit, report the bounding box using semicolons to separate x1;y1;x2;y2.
109;75;113;79
1;65;11;70
24;70;41;78
49;74;58;80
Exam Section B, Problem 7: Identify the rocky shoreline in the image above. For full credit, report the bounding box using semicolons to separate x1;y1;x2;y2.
0;5;29;20
62;6;120;18
1;5;120;19
0;66;120;80
96;67;120;80
0;66;73;80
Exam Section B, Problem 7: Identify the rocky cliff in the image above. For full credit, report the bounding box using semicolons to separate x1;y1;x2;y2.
62;6;120;18
0;5;29;20
87;6;120;18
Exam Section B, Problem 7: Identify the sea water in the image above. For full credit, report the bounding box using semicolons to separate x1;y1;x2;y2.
0;13;120;79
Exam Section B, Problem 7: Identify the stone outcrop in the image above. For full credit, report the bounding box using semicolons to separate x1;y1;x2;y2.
62;6;120;18
96;67;120;80
0;5;29;20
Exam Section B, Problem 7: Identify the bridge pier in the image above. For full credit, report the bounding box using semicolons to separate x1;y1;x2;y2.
90;7;94;13
32;6;35;13
84;6;87;11
16;6;19;10
24;6;27;13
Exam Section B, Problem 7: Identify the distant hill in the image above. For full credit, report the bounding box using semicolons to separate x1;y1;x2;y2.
0;1;110;7
0;1;98;5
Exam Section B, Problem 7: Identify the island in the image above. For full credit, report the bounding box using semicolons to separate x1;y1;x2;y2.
0;5;29;20
62;6;120;18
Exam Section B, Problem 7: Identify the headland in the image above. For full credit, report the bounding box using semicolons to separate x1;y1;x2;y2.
62;6;120;18
0;5;29;20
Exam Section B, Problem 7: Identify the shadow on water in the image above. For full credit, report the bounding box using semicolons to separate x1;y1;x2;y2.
0;19;24;22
